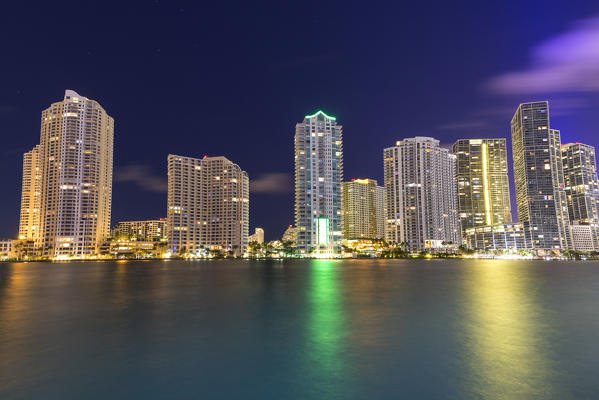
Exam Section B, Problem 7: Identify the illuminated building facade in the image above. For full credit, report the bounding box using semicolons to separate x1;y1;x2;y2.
511;102;570;254
21;90;114;258
248;228;264;244
294;111;343;255
453;139;512;232
462;223;527;251
342;178;385;239
569;224;597;252
384;137;460;250
0;240;13;260
112;219;167;241
18;145;41;241
282;225;297;245
561;143;599;226
167;155;249;256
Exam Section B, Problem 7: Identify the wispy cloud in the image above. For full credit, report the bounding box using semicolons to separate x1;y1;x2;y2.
487;15;599;94
0;105;17;114
115;164;167;192
436;120;487;131
250;173;291;194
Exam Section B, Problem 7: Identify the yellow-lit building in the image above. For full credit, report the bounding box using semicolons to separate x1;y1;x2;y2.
18;145;41;241
112;219;167;241
453;139;512;232
342;178;385;239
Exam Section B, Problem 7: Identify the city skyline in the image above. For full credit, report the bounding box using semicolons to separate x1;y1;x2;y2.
2;3;599;241
8;88;599;258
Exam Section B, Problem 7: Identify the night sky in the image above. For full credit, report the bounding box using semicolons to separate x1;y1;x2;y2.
2;1;598;240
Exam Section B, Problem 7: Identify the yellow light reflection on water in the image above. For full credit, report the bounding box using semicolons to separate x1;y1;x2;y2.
464;260;557;398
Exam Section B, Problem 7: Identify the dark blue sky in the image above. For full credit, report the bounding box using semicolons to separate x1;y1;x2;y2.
2;1;598;240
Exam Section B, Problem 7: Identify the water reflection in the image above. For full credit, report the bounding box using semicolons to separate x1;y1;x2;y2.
463;261;558;398
305;260;350;396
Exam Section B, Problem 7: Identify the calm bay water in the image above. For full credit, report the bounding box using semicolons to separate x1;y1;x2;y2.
1;259;598;399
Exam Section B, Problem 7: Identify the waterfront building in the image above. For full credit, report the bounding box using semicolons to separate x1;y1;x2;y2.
112;219;167;241
282;225;297;245
569;224;598;252
107;238;167;259
0;240;12;260
294;110;343;255
249;228;265;244
511;102;570;254
562;143;599;226
167;155;249;257
384;137;460;250
561;142;599;251
342;178;385;239
19;90;114;258
462;223;528;251
453;139;512;232
18;145;41;241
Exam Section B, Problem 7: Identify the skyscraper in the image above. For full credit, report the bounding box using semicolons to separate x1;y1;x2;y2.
561;142;599;226
294;110;343;255
18;145;41;241
562;142;599;251
21;90;114;258
384;137;460;250
511;102;570;254
342;178;385;239
167;155;249;257
453;139;512;232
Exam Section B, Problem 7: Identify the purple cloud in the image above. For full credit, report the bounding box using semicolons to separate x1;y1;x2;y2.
115;164;167;192
250;173;292;194
487;16;599;94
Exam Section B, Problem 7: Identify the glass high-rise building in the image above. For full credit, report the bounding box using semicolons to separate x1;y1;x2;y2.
342;178;385;239
167;155;249;257
453;139;512;232
19;90;114;258
511;101;570;254
562;142;599;225
294;110;343;255
384;137;460;250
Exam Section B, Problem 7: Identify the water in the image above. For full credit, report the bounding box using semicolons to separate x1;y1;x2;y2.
1;259;598;399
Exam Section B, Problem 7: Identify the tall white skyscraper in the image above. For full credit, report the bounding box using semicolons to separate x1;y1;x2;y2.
167;155;249;256
384;137;460;250
294;110;343;255
511;102;570;254
19;90;114;258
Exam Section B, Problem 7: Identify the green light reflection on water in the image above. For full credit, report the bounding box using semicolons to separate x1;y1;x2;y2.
305;260;349;391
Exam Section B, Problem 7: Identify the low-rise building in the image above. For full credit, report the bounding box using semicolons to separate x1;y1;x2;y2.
569;224;598;252
112;219;167;241
107;238;168;259
10;239;38;260
0;240;13;260
463;223;528;251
